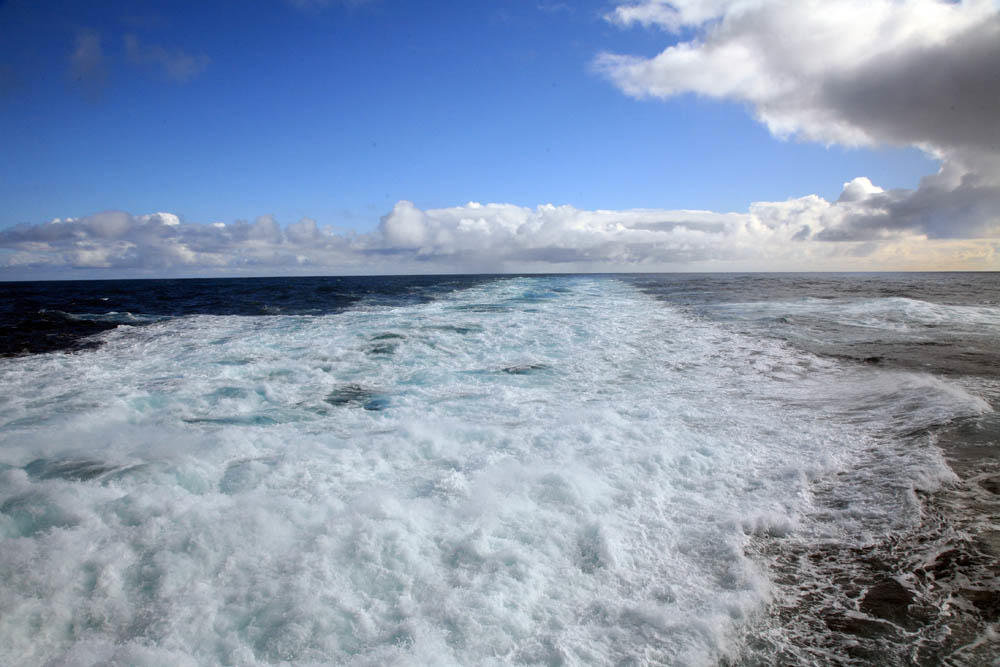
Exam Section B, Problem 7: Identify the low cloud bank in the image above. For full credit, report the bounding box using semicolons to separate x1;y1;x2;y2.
2;187;996;278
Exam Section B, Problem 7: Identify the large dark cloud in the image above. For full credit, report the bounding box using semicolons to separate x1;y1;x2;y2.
599;0;1000;242
819;17;1000;159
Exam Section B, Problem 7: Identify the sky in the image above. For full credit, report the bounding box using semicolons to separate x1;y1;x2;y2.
0;0;998;277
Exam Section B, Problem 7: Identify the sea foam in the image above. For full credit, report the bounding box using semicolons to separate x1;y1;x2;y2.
0;277;983;665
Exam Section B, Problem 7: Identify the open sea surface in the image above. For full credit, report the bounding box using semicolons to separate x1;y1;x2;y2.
0;273;998;665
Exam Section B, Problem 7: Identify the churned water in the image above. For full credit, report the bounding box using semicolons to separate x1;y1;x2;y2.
0;274;997;665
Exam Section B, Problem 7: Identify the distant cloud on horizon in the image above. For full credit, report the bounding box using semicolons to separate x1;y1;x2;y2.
598;0;1000;243
1;190;996;278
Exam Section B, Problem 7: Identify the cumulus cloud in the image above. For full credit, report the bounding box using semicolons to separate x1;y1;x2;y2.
2;194;996;278
124;35;210;83
376;200;760;268
597;0;1000;241
0;211;358;273
607;0;757;31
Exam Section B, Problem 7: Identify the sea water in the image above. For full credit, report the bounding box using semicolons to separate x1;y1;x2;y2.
0;274;997;665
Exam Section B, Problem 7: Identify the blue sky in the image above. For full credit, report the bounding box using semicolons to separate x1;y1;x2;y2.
0;0;996;275
0;0;936;228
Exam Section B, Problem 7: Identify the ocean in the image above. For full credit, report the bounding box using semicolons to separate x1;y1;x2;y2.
0;273;997;665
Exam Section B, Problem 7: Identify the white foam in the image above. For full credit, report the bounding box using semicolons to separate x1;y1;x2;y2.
710;296;1000;334
0;277;984;665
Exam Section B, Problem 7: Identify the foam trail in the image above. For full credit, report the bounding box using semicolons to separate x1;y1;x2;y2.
0;277;982;665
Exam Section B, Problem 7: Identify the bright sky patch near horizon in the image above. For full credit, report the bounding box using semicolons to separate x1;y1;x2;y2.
1;0;998;277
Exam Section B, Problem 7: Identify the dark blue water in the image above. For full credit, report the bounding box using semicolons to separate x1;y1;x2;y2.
7;272;999;379
0;275;501;356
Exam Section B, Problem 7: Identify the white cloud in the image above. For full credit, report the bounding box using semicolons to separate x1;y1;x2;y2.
607;0;763;31
598;0;1000;241
2;191;997;278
